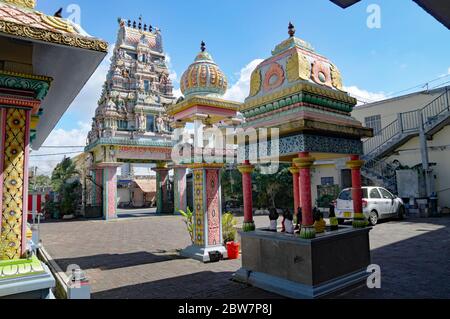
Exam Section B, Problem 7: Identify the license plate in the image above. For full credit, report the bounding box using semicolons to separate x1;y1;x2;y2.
344;212;352;218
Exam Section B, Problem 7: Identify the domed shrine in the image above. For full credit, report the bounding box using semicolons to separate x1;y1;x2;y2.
180;41;228;98
234;23;374;299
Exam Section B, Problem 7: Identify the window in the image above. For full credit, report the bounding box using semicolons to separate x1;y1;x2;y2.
365;115;382;135
117;120;128;130
144;80;150;92
379;188;394;200
362;188;369;199
339;190;352;201
321;177;334;186
370;188;382;199
146;115;155;132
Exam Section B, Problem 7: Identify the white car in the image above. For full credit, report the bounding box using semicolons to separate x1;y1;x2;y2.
335;186;406;226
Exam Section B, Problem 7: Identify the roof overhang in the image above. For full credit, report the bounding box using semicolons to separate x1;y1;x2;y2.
329;0;361;9
29;40;107;149
413;0;450;29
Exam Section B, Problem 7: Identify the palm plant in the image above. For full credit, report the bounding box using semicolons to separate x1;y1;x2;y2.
222;212;238;243
179;207;194;244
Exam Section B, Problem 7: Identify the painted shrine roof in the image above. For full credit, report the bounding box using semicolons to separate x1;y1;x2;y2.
0;0;108;52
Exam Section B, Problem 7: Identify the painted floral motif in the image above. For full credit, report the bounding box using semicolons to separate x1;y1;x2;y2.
1;108;27;260
263;63;285;92
206;170;220;246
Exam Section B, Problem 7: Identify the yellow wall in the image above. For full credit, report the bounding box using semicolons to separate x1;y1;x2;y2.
386;126;450;208
310;164;341;207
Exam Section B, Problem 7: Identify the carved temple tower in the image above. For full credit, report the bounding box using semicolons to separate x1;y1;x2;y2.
84;18;177;219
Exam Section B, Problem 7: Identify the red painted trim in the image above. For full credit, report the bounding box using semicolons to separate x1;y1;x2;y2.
21;109;31;256
0;108;6;235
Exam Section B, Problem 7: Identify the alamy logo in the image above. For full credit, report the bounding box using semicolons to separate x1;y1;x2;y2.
367;264;381;289
367;4;382;29
66;4;82;26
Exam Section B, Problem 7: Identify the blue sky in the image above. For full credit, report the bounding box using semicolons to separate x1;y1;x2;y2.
31;0;450;173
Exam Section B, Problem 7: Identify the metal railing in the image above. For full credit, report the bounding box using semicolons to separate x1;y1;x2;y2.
364;88;450;158
362;87;450;191
362;157;398;193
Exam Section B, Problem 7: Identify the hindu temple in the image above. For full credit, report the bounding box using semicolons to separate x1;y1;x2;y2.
82;18;182;219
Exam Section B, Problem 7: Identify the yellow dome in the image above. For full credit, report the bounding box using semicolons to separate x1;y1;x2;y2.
180;42;228;98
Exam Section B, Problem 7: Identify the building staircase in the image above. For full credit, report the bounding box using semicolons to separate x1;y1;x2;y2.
361;87;450;193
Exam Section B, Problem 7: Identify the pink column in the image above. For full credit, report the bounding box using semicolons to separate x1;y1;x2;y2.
94;169;103;206
295;152;316;239
347;155;366;227
238;160;255;232
101;165;119;220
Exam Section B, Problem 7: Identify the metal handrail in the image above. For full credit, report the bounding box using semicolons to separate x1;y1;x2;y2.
363;88;450;158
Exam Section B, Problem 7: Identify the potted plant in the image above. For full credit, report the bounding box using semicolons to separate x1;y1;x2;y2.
179;207;194;244
222;212;239;260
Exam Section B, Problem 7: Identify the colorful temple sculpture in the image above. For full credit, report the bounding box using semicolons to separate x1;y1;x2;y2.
168;42;241;262
234;23;374;298
83;18;180;219
0;0;107;298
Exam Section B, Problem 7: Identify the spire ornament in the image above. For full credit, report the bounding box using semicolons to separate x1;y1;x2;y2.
288;22;296;38
201;41;206;52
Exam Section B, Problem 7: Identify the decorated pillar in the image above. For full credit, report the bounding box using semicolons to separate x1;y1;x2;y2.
289;165;301;216
97;163;120;220
238;160;255;232
173;166;188;214
182;163;227;262
153;164;170;214
347;155;366;228
294;152;316;239
1;108;31;259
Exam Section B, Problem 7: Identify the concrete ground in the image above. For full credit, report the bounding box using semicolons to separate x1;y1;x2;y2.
39;210;450;299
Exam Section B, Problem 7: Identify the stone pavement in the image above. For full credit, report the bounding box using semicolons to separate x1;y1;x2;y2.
39;213;450;299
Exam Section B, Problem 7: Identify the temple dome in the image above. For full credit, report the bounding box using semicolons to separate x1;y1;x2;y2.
246;23;344;102
180;42;228;98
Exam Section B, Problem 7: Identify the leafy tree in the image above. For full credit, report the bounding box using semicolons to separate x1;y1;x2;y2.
51;157;79;193
29;174;51;192
49;157;81;217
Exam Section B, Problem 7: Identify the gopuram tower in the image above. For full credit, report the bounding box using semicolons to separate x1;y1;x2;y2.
83;18;177;219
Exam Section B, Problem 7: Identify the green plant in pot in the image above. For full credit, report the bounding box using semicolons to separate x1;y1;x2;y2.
222;212;240;260
179;207;194;244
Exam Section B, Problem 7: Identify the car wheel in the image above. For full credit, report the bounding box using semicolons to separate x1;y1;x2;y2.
369;211;378;226
397;206;406;220
338;219;346;225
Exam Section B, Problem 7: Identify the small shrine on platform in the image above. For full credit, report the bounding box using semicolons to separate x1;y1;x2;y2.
167;42;241;262
0;0;108;298
233;23;374;298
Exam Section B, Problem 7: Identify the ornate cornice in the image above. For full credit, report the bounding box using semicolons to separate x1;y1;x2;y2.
0;71;51;101
242;82;356;112
85;137;173;152
167;95;241;117
0;20;108;52
1;0;35;9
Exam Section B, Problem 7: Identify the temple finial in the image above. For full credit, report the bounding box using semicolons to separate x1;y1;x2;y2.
201;41;206;52
288;22;296;38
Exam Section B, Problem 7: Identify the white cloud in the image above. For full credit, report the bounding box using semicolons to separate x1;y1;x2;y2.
165;53;179;84
344;85;387;105
223;59;264;102
29;122;91;176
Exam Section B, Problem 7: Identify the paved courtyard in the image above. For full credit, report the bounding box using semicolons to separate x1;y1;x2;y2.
39;212;450;299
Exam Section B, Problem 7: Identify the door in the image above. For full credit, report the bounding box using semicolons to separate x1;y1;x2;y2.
378;188;396;217
368;188;385;215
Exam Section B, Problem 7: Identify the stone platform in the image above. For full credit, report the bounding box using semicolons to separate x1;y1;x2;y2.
234;227;371;299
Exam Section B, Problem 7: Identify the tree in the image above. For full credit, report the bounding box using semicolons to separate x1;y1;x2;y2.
29;174;51;192
51;157;79;193
50;157;82;217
